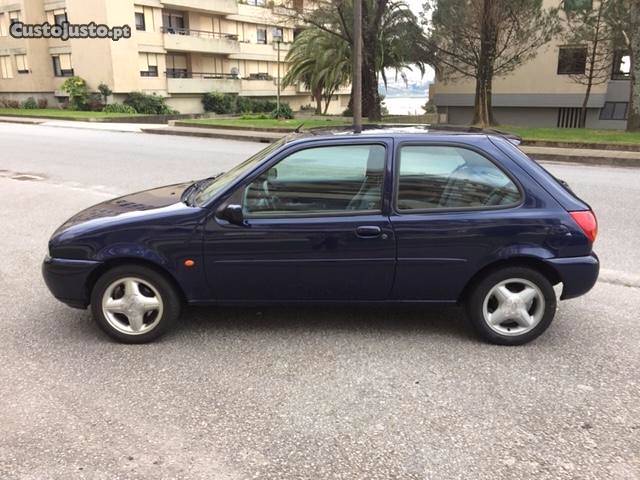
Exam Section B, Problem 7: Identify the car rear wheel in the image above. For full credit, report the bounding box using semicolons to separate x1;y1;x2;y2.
466;266;557;345
91;265;181;343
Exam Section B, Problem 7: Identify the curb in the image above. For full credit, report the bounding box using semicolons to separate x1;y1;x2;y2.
523;151;640;168
522;139;640;153
141;127;279;143
173;121;296;133
599;269;640;289
0;117;45;125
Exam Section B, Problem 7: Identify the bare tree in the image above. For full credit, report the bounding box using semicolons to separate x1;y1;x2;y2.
425;0;560;127
606;0;640;131
563;0;616;128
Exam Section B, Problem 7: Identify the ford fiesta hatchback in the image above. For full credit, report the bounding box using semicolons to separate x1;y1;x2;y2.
43;127;599;345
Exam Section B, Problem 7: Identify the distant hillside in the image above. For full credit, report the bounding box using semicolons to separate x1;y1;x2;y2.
380;80;431;98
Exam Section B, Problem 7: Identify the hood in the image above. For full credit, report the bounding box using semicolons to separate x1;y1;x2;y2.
53;182;193;237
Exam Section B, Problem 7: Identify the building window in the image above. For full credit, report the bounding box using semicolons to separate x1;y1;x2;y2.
246;0;266;5
273;27;283;42
557;46;587;75
600;102;628;120
257;27;267;44
135;12;146;31
15;54;28;74
8;10;21;25
166;53;188;78
0;56;13;79
52;54;74;77
564;0;592;11
612;50;631;80
162;12;185;34
46;9;68;26
139;53;158;77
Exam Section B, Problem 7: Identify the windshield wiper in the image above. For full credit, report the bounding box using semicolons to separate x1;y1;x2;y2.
183;173;224;206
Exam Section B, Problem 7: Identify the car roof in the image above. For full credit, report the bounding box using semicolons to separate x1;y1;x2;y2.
284;124;522;144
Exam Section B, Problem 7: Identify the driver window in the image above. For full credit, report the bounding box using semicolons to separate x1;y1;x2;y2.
397;146;521;211
243;144;386;216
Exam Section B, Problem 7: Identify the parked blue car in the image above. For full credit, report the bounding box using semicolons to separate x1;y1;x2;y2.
43;127;599;345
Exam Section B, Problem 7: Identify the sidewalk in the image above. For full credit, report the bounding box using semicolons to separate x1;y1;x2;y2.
0;116;166;133
141;124;640;167
520;145;640;168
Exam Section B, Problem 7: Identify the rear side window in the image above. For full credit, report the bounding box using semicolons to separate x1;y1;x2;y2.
396;145;521;211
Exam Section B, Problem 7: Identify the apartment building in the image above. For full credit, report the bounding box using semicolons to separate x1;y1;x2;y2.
0;0;349;113
430;0;631;129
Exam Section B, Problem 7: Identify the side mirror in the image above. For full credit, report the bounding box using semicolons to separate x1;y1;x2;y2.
219;204;245;226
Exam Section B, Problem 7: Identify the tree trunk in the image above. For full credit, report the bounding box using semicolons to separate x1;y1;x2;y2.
313;86;322;115
472;0;497;127
362;45;381;121
628;34;640;131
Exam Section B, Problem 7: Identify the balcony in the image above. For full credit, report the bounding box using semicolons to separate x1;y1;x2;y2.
160;0;238;15
166;71;241;94
240;75;298;96
229;41;291;62
162;27;240;55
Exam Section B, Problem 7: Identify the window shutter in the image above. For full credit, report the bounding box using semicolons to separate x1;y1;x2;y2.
59;54;72;71
139;53;149;71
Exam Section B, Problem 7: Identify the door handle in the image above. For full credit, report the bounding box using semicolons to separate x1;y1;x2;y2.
356;226;382;238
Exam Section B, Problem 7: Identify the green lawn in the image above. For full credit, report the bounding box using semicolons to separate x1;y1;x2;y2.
181;117;350;131
504;126;640;145
0;108;141;119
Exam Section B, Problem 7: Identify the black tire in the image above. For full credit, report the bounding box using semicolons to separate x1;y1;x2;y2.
466;266;557;346
90;265;181;344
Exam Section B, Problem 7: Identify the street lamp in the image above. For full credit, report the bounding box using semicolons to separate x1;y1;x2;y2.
272;28;283;118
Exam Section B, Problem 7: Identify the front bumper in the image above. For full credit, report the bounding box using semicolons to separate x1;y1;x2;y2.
42;256;102;309
548;253;600;300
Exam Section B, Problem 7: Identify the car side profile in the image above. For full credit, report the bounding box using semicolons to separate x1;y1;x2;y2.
42;126;599;345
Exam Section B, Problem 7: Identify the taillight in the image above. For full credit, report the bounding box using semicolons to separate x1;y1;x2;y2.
570;210;598;243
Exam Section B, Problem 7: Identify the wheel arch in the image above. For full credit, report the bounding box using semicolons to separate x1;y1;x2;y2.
458;256;561;304
86;257;187;305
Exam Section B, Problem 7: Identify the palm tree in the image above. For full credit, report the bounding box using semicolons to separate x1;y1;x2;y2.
284;0;431;120
282;28;351;114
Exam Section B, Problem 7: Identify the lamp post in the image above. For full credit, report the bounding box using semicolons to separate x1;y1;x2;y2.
273;28;283;118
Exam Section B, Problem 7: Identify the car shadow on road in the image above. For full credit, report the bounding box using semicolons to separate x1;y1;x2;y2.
173;304;475;342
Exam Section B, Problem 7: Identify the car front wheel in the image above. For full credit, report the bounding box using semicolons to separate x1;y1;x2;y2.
466;266;557;346
91;265;181;343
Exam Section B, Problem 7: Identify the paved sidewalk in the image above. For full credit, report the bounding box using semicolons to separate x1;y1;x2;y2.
0;116;166;132
521;145;640;167
142;125;284;142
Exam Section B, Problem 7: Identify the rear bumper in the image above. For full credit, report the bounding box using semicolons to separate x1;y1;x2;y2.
42;256;101;309
548;253;599;300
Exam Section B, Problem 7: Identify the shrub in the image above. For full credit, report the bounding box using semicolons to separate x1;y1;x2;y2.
124;92;176;115
103;103;137;114
98;83;112;103
37;98;48;109
202;92;236;114
252;98;277;113
60;76;90;110
235;96;253;114
270;103;294;119
86;93;105;112
0;99;20;108
21;97;38;109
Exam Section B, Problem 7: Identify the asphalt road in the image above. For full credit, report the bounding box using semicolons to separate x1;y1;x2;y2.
0;123;639;479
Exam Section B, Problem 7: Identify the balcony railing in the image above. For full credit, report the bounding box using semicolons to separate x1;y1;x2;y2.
160;26;238;41
166;70;239;79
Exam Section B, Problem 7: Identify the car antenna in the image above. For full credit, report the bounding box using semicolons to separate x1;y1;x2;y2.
294;123;304;133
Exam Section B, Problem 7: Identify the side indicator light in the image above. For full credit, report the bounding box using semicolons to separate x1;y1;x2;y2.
184;259;196;268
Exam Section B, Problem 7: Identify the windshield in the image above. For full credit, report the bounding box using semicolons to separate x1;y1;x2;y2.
193;139;286;206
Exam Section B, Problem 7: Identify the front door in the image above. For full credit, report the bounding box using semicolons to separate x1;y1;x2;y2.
204;141;396;302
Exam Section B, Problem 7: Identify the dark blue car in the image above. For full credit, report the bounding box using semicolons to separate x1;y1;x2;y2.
43;127;599;345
